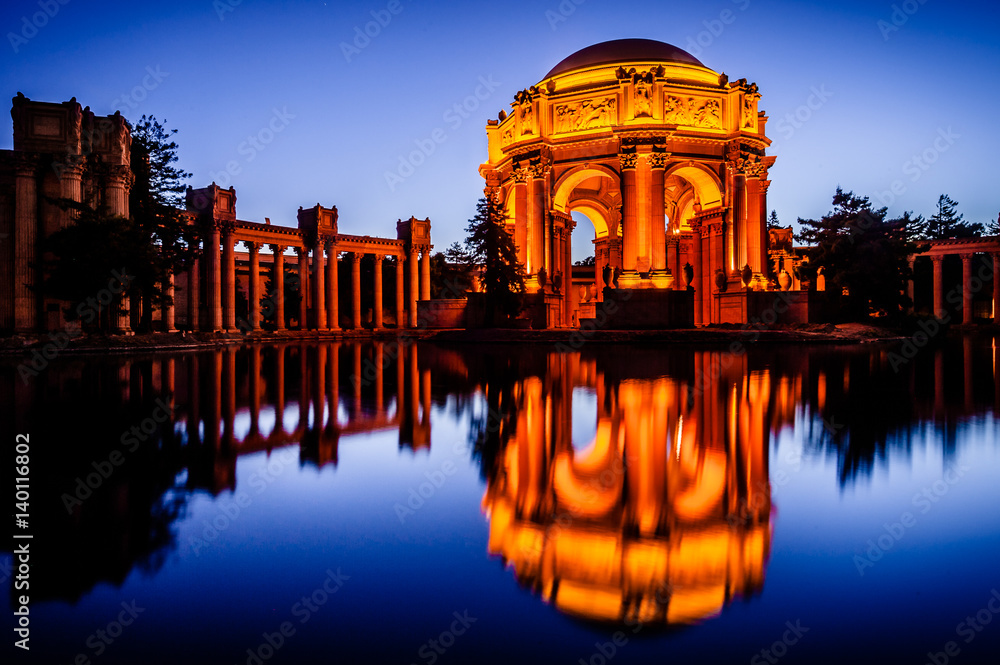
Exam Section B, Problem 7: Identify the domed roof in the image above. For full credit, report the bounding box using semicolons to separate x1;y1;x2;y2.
545;39;706;79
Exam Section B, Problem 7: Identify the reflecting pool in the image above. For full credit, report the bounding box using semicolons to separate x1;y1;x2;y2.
3;337;999;664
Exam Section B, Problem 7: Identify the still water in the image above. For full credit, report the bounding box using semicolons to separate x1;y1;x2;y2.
3;337;1000;665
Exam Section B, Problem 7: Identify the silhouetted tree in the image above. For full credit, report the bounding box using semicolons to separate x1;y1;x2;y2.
574;255;596;267
128;116;198;331
430;245;474;298
767;210;781;230
795;188;926;321
463;196;524;325
922;194;983;239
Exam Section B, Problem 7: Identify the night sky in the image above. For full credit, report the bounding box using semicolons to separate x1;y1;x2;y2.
3;0;998;259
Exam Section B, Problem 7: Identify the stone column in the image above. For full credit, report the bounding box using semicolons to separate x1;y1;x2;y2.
58;160;83;229
649;155;666;271
931;255;944;319
297;248;309;329
620;153;639;271
373;254;384;329
529;170;545;275
692;220;704;326
408;248;419;328
351;252;362;329
187;256;200;332
163;271;177;332
993;252;1000;323
961;253;975;324
14;157;38;333
420;249;431;301
106;165;133;334
222;230;236;331
312;243;327;330
270;245;285;331
326;241;339;331
207;225;223;331
906;257;916;312
513;169;529;269
667;237;680;290
395;257;405;329
248;242;261;331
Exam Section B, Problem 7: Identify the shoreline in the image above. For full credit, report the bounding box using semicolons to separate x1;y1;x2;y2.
2;323;994;356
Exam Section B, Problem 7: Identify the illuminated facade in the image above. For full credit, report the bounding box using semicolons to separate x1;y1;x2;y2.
480;39;775;327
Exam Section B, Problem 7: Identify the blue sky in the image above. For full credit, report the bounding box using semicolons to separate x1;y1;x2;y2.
3;0;998;259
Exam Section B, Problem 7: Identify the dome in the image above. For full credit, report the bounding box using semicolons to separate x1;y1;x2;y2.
544;39;706;79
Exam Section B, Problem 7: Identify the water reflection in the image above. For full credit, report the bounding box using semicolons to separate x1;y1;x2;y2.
2;335;997;628
478;353;771;626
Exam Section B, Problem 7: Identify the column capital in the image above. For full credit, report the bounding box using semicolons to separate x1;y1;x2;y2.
269;243;286;255
350;251;363;264
930;254;944;264
618;152;638;170
296;246;308;257
245;240;260;253
324;237;338;252
959;253;975;261
646;152;669;169
373;253;385;263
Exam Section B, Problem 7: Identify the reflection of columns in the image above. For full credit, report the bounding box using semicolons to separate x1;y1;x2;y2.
313;244;327;330
163;272;177;332
650;156;666;271
188;256;200;331
931;255;944;319
373;254;384;329
328;342;340;431
274;345;286;434
351;252;362;329
353;343;363;417
223;347;236;448
374;342;384;413
14;159;38;332
250;346;261;437
297;248;309;330
222;230;236;331
621;156;638;271
408;249;419;328
395;258;405;328
270;245;285;331
187;354;201;446
326;241;339;331
421;368;431;427
315;344;327;431
934;349;945;417
420;250;431;301
248;242;261;331
961;253;974;324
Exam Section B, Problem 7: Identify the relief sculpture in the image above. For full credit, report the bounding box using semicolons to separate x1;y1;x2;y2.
555;97;617;133
665;96;723;129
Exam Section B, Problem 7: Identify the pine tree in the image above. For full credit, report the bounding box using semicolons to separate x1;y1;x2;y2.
463;196;524;326
922;194;983;239
128;116;199;331
795;188;926;321
767;210;781;230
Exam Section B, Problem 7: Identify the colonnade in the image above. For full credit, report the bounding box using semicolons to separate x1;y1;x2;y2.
909;243;1000;323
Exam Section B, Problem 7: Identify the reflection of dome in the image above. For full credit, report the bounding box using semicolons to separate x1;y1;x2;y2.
545;38;706;78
